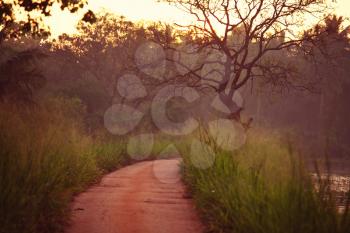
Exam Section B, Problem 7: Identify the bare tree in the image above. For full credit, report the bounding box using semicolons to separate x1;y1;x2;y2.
161;0;327;122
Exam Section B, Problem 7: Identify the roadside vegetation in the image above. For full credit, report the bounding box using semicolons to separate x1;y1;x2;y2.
181;130;350;233
0;97;127;233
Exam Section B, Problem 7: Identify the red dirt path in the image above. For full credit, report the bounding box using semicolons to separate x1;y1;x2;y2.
65;159;204;233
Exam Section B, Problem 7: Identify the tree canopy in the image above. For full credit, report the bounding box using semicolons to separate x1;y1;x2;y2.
0;0;95;41
160;0;329;118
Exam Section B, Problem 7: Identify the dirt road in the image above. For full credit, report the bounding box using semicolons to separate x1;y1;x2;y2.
65;159;204;233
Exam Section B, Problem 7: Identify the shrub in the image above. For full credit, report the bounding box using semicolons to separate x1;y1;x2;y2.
182;131;350;233
0;97;126;233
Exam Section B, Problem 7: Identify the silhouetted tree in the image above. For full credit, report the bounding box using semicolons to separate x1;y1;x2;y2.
0;0;96;103
304;15;350;156
161;0;328;121
0;0;95;42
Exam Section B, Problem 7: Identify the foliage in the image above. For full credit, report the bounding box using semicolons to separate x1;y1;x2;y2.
181;131;350;233
0;45;46;103
160;0;329;118
0;97;127;233
45;14;177;132
0;0;94;41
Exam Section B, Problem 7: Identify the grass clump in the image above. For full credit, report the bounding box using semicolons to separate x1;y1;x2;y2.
182;131;350;233
0;97;127;233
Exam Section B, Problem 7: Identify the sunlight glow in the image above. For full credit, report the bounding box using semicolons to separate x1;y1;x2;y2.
42;0;350;38
47;0;195;38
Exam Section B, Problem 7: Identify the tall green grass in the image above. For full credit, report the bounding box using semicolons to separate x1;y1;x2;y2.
0;97;126;233
181;131;350;233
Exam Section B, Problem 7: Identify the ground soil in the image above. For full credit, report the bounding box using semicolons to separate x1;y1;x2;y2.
65;159;204;233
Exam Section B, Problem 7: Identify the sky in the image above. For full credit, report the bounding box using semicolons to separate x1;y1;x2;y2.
43;0;350;38
46;0;193;37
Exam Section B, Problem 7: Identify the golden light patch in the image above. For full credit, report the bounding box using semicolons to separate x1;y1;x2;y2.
7;0;350;38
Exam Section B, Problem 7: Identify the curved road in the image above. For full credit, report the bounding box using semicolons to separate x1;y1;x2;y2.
65;159;204;233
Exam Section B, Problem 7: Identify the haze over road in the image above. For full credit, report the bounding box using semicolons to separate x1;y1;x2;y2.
65;159;204;233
